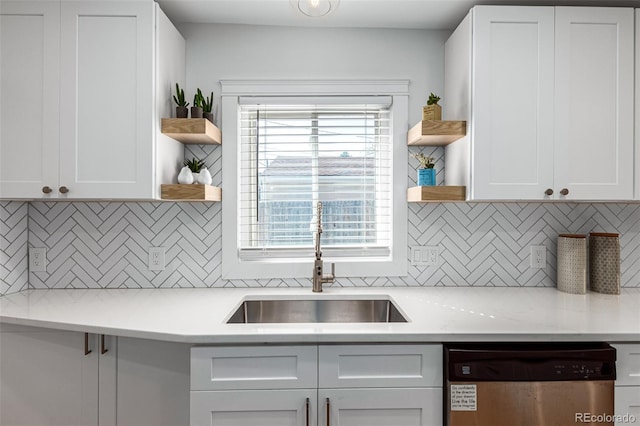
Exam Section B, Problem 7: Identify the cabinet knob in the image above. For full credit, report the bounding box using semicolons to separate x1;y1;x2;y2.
59;186;69;194
544;188;553;196
42;186;52;194
560;188;569;196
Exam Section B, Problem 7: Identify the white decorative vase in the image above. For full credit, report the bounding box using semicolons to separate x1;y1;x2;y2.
177;166;194;184
191;172;199;183
197;167;212;185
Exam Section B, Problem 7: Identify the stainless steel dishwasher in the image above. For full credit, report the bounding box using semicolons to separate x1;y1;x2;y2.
444;343;616;426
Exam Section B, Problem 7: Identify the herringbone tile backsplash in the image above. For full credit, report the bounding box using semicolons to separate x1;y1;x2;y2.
18;200;640;290
1;202;28;296
1;144;639;293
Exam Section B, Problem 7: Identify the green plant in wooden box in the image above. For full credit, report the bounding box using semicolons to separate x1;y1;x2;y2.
422;92;442;121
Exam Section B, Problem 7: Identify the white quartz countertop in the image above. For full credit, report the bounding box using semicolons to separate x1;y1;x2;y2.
1;287;639;343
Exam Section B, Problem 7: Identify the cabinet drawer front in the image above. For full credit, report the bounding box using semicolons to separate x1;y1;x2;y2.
191;346;317;390
319;344;442;388
614;344;640;386
614;386;640;425
190;389;317;426
318;387;442;426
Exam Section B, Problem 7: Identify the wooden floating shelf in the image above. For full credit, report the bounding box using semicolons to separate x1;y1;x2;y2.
407;120;466;146
161;118;221;144
161;184;221;201
407;186;466;202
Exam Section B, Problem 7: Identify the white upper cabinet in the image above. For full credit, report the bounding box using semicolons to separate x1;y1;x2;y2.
636;9;640;201
445;6;635;201
472;6;555;200
59;1;155;199
0;0;185;200
0;1;60;199
554;7;634;200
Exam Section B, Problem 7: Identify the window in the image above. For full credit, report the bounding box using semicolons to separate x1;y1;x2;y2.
221;81;408;279
239;99;391;260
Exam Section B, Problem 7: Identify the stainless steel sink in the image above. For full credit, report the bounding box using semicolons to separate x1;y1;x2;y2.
227;298;407;323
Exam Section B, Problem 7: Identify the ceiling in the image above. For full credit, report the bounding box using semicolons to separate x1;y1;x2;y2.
156;0;640;30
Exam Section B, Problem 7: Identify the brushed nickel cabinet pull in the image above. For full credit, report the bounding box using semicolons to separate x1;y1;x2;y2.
84;333;91;356
544;188;553;196
326;397;330;426
560;188;569;196
42;186;52;194
59;186;69;194
100;334;108;354
305;397;310;426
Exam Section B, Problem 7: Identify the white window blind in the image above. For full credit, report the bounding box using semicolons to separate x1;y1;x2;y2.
238;97;392;260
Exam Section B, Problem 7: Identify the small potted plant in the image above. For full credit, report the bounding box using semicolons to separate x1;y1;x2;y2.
412;152;436;186
202;91;214;123
191;89;204;119
422;92;442;121
173;83;189;118
183;157;205;183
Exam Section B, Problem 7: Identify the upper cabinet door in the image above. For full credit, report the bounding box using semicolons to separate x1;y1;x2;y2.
0;1;60;199
635;9;640;201
59;1;154;199
471;6;555;200
554;7;634;200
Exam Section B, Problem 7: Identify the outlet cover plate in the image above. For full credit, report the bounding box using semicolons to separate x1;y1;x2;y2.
148;247;165;271
530;245;546;269
29;247;47;272
410;246;439;267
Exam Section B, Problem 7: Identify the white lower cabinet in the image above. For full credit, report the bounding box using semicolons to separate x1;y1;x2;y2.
191;389;317;426
319;388;441;426
0;325;99;426
190;344;443;426
613;343;640;425
0;324;190;426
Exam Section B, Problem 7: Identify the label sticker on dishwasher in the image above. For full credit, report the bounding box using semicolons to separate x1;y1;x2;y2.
450;384;477;411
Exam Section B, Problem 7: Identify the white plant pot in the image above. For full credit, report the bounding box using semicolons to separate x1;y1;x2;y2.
197;167;212;185
177;166;194;184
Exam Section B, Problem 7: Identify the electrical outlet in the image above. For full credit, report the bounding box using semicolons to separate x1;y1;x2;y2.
410;246;439;266
148;247;165;271
530;246;546;269
29;247;47;272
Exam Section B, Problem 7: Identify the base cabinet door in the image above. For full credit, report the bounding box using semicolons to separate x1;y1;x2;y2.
0;325;99;426
615;387;640;426
318;388;442;426
106;337;191;426
190;389;317;426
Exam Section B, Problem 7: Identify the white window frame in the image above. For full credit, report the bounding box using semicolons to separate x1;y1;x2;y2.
221;80;408;280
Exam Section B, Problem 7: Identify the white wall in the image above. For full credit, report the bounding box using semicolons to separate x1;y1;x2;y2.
179;23;450;124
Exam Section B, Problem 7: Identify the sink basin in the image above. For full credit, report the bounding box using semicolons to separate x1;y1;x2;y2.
227;298;407;323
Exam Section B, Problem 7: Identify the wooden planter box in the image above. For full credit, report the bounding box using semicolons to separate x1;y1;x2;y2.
422;104;442;121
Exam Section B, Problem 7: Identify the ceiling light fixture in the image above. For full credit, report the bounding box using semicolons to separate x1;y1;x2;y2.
291;0;339;17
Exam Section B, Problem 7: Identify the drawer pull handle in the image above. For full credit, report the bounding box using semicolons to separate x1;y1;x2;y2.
326;397;330;426
100;334;108;354
84;333;91;356
305;397;310;426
